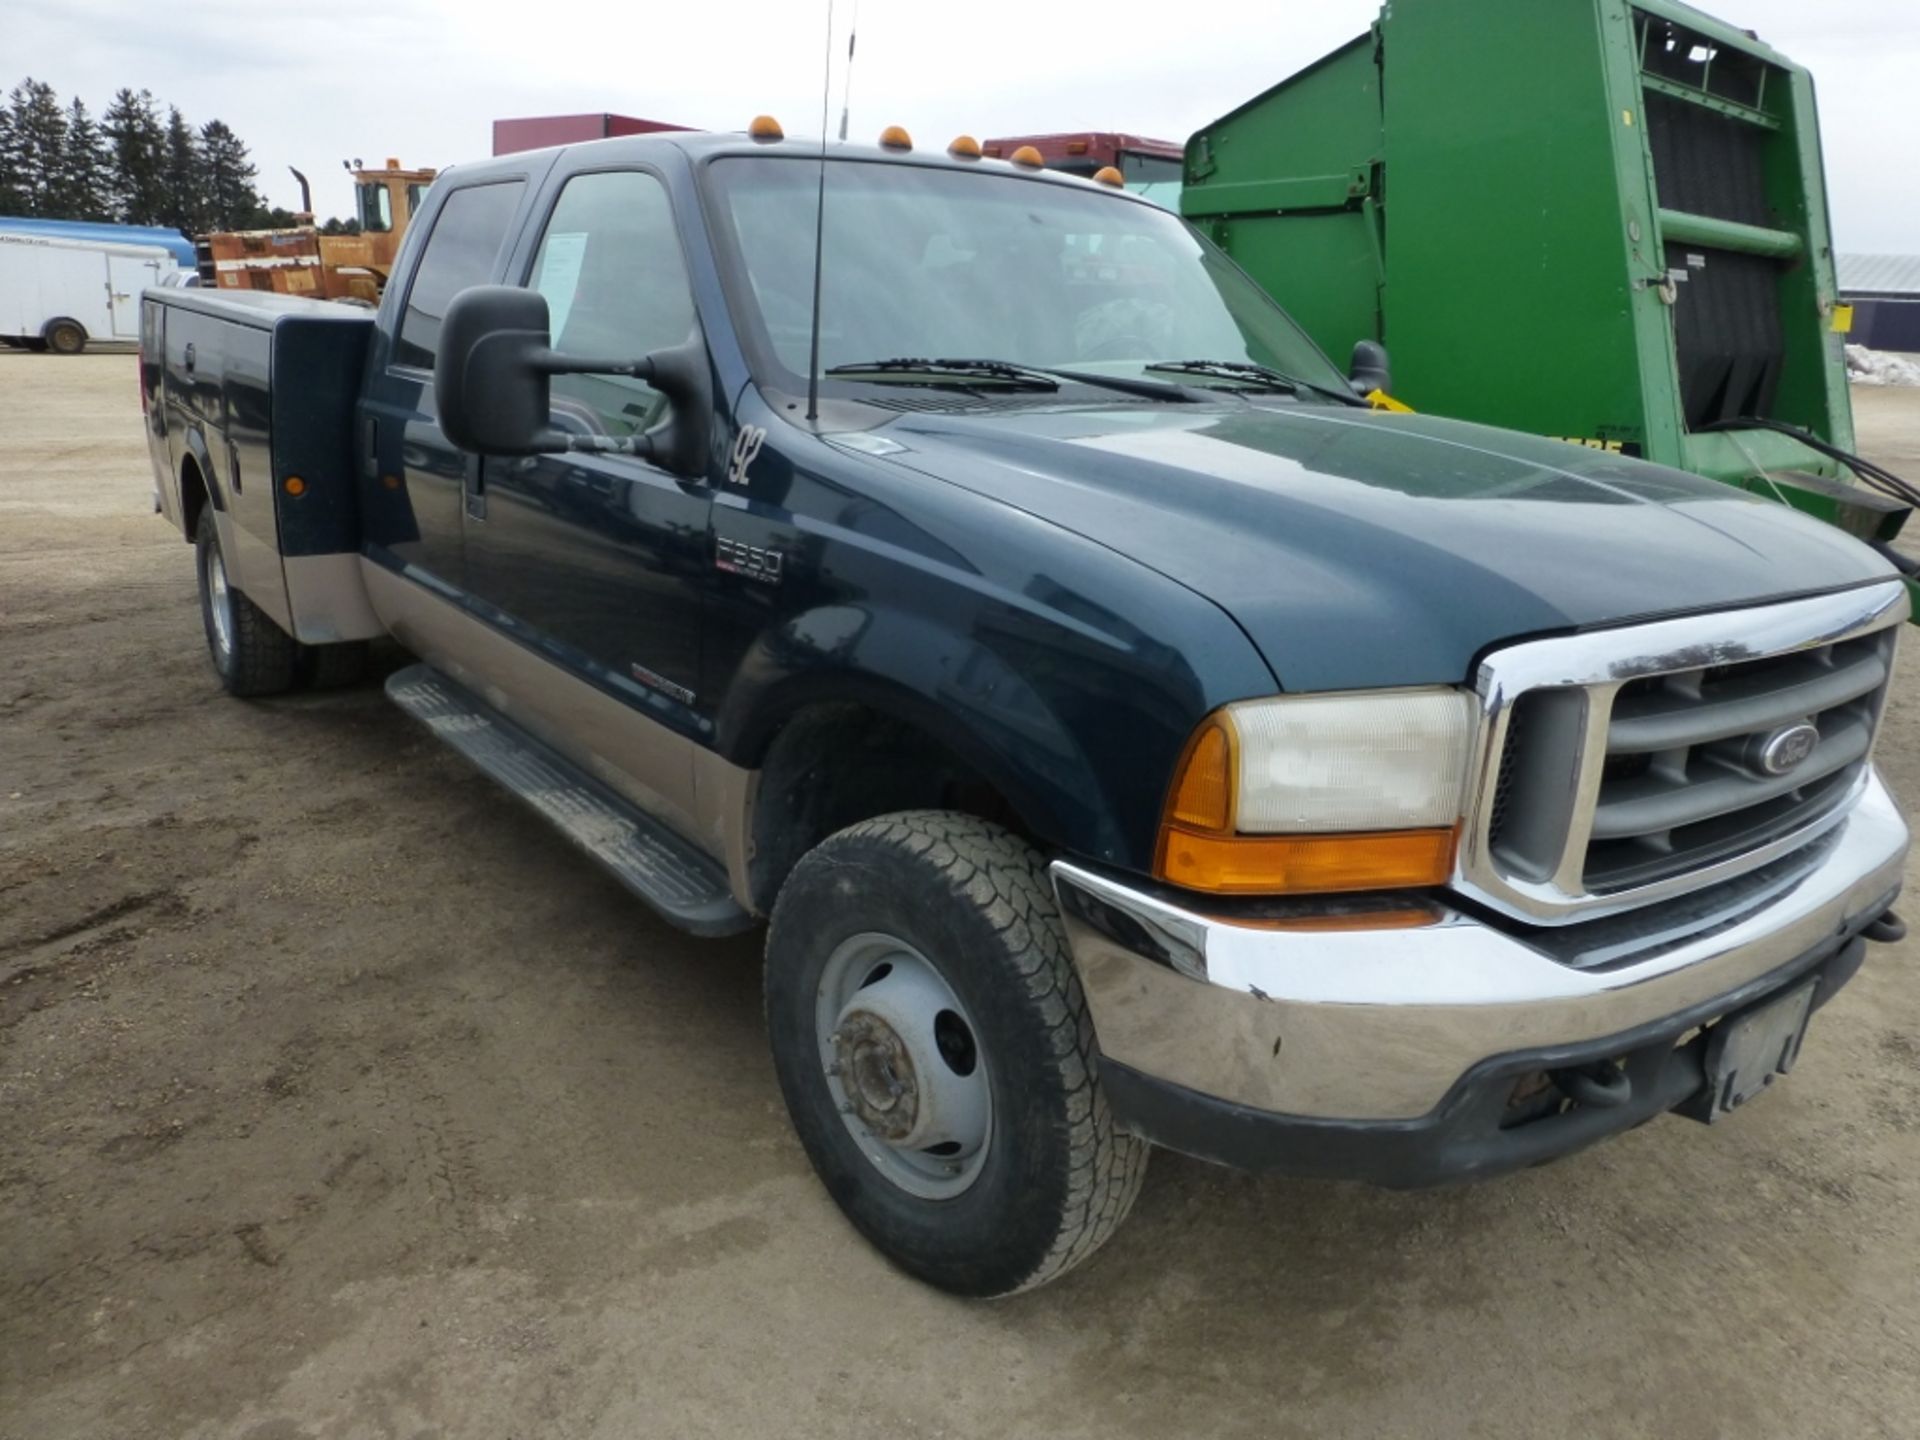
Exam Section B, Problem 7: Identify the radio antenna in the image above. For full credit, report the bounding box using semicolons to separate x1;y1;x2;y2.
837;0;860;141
804;0;835;423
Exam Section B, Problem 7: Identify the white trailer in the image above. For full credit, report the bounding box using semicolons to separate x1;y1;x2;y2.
0;231;180;354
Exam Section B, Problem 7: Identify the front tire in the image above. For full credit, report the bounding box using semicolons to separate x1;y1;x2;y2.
195;508;297;696
765;811;1147;1296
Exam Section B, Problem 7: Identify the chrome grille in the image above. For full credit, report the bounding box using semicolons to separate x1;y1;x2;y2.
1583;628;1892;891
1458;582;1907;926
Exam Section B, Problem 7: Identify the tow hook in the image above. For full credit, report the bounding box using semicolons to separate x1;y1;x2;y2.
1551;1063;1632;1109
1864;910;1907;944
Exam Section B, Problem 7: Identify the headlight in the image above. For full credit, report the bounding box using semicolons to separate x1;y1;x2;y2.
1156;688;1477;895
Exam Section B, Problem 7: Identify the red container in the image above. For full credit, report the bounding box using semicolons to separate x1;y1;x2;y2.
981;132;1182;182
491;113;693;156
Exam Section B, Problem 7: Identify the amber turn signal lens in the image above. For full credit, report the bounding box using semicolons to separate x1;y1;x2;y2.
1166;719;1235;832
1156;827;1458;896
1009;145;1045;169
1092;165;1124;187
948;135;983;160
748;115;784;141
878;124;913;151
283;476;306;496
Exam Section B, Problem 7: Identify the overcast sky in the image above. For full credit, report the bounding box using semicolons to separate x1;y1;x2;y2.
12;0;1919;252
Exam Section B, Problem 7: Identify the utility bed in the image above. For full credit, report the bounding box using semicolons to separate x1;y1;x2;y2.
140;288;382;645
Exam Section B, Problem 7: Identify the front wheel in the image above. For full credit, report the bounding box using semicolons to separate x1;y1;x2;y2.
196;509;297;696
765;811;1148;1296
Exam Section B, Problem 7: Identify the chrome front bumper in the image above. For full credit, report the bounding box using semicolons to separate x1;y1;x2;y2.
1052;772;1908;1126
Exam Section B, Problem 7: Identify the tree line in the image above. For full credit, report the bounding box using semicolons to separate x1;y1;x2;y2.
0;77;307;237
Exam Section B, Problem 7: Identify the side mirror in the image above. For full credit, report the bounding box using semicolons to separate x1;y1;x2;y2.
433;284;711;474
1348;339;1392;397
435;284;561;455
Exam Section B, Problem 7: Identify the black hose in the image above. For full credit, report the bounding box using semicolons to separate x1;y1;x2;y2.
1696;417;1920;510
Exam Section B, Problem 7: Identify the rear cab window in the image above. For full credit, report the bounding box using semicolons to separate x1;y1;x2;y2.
392;181;526;371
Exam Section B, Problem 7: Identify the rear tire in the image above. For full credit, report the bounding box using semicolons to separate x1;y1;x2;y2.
43;319;86;355
195;508;297;696
299;640;370;690
765;811;1148;1296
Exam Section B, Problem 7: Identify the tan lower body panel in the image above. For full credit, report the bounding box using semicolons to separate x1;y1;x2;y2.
216;511;294;632
361;558;758;910
284;553;384;644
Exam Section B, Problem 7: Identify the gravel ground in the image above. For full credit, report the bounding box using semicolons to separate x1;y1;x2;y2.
4;350;1920;1440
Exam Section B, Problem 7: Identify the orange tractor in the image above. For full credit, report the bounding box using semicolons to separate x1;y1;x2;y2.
201;158;436;303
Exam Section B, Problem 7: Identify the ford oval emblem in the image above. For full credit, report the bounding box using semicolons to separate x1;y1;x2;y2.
1757;721;1820;776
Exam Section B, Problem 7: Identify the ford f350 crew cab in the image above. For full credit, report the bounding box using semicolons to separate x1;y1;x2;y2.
139;127;1910;1296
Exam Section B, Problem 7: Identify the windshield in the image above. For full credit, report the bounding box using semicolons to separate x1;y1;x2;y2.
705;155;1347;400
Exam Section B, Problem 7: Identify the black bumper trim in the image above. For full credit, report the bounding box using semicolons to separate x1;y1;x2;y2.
1102;922;1881;1189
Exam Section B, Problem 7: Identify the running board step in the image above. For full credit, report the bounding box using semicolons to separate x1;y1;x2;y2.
385;664;755;937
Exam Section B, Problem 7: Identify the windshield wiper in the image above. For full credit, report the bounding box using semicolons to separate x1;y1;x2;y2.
824;357;1059;391
1144;359;1368;407
825;356;1193;402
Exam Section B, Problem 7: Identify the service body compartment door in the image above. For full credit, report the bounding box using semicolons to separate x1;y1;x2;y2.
159;305;292;627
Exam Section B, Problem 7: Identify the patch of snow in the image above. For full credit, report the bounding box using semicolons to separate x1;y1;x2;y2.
1846;345;1920;387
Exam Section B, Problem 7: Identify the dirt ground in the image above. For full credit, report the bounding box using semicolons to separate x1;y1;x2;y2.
4;351;1920;1440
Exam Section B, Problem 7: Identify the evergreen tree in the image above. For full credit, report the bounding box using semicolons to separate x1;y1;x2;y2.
161;106;206;234
102;87;166;224
53;97;112;220
199;119;261;231
7;78;69;215
0;104;22;215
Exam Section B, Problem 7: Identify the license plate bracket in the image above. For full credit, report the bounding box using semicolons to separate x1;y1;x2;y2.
1699;980;1818;1122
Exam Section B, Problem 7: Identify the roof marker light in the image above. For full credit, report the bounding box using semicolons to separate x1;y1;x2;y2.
1092;165;1125;187
879;125;912;151
748;115;785;141
948;135;983;160
1009;145;1045;169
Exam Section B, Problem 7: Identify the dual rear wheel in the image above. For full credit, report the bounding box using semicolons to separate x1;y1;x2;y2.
194;509;366;695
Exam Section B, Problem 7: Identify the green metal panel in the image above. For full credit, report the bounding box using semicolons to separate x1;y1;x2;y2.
1185;33;1386;376
1185;0;1904;573
1375;0;1667;450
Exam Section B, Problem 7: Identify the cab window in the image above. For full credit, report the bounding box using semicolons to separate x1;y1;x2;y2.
525;170;695;441
393;180;525;371
358;181;393;234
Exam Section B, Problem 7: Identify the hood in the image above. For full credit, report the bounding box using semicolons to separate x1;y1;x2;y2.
870;401;1897;692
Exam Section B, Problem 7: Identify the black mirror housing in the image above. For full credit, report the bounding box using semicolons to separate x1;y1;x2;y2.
1349;339;1392;397
435;285;561;455
432;284;712;475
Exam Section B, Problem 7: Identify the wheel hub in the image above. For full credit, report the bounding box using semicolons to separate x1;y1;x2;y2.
832;1011;920;1141
815;933;993;1199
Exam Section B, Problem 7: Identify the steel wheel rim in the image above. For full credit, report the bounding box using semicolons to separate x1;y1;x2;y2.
205;542;233;662
815;931;993;1200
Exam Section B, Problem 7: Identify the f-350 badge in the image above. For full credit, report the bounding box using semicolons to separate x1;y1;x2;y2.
715;534;784;584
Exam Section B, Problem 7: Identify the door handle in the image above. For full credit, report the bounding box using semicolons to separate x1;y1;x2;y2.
184;343;196;373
